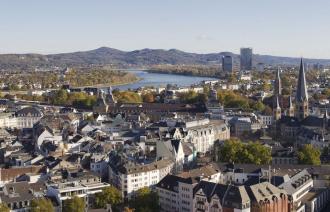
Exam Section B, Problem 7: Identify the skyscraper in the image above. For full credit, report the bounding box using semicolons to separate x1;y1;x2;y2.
222;55;233;73
295;58;309;120
240;48;253;71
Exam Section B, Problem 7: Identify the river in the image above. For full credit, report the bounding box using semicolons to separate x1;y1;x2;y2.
112;70;218;90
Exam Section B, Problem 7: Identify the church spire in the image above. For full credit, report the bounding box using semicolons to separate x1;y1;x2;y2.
274;95;281;121
288;95;294;117
274;67;282;96
296;58;308;102
295;58;309;120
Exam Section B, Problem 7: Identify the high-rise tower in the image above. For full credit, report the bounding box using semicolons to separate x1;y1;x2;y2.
222;55;233;73
240;48;253;71
295;58;309;120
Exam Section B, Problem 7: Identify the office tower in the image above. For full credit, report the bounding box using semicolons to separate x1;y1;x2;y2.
240;48;253;71
222;55;233;73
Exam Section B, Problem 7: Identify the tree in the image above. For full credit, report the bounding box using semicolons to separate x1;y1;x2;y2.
142;92;155;103
114;91;142;103
218;139;272;165
252;100;265;112
297;144;321;165
322;88;330;99
52;89;69;105
63;196;85;212
0;203;10;212
123;207;134;212
129;187;160;212
95;186;122;209
31;198;54;212
218;139;243;163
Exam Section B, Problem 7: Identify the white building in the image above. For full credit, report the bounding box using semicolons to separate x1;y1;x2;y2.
47;174;110;208
0;107;43;129
184;119;216;154
108;157;174;199
156;139;185;173
156;174;250;212
279;169;313;212
258;114;274;127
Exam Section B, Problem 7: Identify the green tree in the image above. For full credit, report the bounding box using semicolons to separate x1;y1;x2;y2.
95;186;122;209
0;203;10;212
245;142;272;165
31;198;54;212
129;187;160;212
53;89;69;105
218;139;243;163
322;88;330;98
252;100;265;112
218;139;272;165
297;144;321;165
63;196;85;212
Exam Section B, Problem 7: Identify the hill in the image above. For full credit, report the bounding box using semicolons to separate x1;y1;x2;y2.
1;47;330;70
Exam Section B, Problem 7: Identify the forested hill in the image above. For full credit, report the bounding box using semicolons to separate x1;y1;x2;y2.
1;47;330;70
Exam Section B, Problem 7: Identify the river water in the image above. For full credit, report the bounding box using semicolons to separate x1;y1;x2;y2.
112;70;218;90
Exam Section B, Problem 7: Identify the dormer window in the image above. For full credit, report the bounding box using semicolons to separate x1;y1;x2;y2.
9;187;14;193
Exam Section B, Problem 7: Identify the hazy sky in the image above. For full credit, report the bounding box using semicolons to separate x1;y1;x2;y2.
1;0;330;58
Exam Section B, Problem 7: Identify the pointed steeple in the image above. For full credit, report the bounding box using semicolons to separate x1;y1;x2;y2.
274;67;282;96
96;89;107;106
288;96;293;108
106;86;116;104
276;96;280;109
296;58;308;102
288;96;294;117
274;95;281;120
295;58;309;120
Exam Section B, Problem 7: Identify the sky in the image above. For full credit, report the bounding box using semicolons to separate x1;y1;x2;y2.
1;0;330;58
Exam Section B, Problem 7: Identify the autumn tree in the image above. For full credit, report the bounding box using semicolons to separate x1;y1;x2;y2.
31;198;54;212
142;92;155;103
114;91;142;103
0;203;10;212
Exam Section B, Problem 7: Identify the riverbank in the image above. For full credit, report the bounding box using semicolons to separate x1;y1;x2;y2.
145;64;220;78
76;76;142;89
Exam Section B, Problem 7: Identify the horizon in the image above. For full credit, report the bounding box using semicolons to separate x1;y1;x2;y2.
1;46;330;61
1;0;330;58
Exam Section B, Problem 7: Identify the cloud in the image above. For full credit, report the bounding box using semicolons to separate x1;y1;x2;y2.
195;34;214;41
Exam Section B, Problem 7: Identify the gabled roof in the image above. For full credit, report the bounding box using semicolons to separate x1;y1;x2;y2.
16;106;43;117
193;181;250;206
246;181;286;203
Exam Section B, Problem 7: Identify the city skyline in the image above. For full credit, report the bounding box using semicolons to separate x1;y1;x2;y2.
1;0;330;58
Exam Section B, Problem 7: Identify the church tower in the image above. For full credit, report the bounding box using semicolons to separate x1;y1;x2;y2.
273;68;282;121
295;58;309;120
274;68;282;96
106;86;117;104
93;89;108;113
288;96;294;117
274;96;281;121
